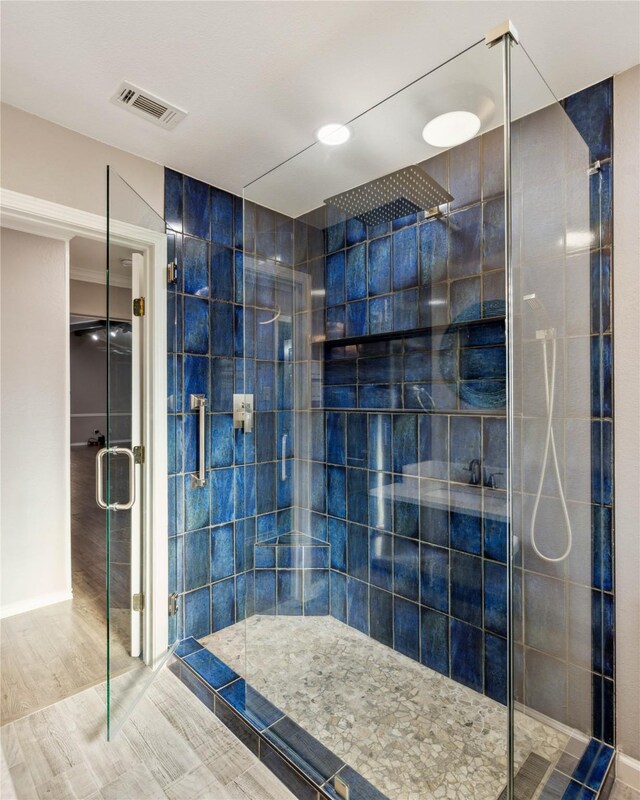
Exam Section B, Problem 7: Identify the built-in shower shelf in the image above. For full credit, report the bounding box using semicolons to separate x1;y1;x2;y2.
323;315;505;350
255;532;329;548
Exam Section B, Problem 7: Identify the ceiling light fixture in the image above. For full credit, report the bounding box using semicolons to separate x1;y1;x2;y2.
316;123;350;146
422;110;481;148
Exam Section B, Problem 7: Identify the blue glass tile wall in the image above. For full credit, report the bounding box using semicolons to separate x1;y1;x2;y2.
168;77;614;744
166;170;320;640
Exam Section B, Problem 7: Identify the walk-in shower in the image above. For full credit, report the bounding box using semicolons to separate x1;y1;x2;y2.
169;20;613;800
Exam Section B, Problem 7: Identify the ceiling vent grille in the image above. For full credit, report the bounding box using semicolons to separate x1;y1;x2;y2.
111;81;187;129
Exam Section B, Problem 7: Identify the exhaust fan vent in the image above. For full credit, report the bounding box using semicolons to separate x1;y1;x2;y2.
111;81;187;129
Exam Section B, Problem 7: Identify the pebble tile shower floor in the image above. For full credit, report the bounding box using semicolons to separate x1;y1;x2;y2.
201;616;569;800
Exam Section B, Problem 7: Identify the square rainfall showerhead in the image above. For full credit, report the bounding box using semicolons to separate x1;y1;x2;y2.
324;164;453;227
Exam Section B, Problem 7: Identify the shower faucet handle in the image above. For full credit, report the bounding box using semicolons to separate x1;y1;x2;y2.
467;459;482;486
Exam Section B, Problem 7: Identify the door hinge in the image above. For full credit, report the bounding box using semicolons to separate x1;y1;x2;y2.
168;592;179;616
133;445;145;464
167;261;178;284
132;593;145;612
133;296;146;316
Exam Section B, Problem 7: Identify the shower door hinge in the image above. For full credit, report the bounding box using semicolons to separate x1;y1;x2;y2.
133;296;146;317
133;445;145;464
132;593;145;612
168;592;179;616
167;261;178;284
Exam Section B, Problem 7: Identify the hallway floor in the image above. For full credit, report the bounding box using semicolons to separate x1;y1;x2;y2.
203;616;570;800
0;447;138;725
0;665;296;800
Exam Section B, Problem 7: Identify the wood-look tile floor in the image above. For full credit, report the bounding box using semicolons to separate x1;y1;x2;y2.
1;448;139;726
0;665;296;800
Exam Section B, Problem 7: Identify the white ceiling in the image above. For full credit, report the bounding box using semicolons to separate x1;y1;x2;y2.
1;1;638;201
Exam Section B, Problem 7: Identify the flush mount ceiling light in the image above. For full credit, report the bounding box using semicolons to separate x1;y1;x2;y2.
422;111;481;148
316;123;351;146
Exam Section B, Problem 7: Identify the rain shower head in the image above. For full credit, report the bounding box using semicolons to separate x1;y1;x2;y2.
324;164;453;227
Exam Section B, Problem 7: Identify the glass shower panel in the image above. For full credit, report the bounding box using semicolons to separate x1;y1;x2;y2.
230;39;524;800
510;44;597;791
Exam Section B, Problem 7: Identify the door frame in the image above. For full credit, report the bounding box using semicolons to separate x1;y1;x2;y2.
0;187;169;668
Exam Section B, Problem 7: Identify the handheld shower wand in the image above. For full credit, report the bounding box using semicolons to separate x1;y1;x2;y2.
523;294;573;563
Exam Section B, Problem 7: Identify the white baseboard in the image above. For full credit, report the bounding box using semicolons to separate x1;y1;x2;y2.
616;752;640;791
0;590;73;620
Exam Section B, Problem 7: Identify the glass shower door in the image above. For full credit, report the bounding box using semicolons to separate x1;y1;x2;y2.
103;166;176;738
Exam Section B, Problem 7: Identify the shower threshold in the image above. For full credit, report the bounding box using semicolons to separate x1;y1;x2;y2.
190;616;569;800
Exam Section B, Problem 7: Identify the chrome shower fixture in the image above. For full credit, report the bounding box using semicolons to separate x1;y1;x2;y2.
325;164;452;227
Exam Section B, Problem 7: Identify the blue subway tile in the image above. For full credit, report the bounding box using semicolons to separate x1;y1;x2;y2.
327;465;346;519
165;168;183;231
346;413;367;468
393;414;418;474
210;245;234;304
219;679;283;731
346;467;369;525
184;474;210;531
175;637;203;658
255;569;276;614
368;236;391;296
369;529;393;591
212;577;235;631
185;646;238;689
210;187;234;247
184;528;210;591
484;633;507;705
420;543;449;612
277;571;303;616
369;587;393;648
211;523;234;582
326;221;346;254
451;619;483;692
183;236;209;297
563;78;612;162
346;300;368;336
420;607;449;675
326;305;346;340
326;412;346;465
211;467;234;525
329;518;347;571
393;596;419;660
394;537;419;601
450;551;482;626
420;219;448;285
450;509;482;555
210;301;234;357
368;295;393;334
210;358;233;412
326;251;345;307
330;571;347;622
346;217;367;247
347;523;369;582
368;414;392;472
305;570;330;615
346;243;367;301
184;176;210;239
393;226;418;290
393;288;419;331
483;560;507;636
449;205;482;279
347;577;369;635
184;586;211;639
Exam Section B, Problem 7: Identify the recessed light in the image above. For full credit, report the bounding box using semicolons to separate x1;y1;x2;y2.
422;111;481;148
317;123;351;146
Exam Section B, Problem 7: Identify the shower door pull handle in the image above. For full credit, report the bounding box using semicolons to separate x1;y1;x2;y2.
95;446;136;510
190;394;207;488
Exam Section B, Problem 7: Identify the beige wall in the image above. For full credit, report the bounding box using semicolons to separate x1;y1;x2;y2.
70;279;130;320
613;65;640;764
0;228;70;615
0;103;164;217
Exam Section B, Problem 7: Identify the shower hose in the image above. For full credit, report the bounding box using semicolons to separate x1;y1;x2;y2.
529;332;573;562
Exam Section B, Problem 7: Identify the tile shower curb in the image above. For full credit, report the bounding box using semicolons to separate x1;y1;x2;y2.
171;637;389;800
